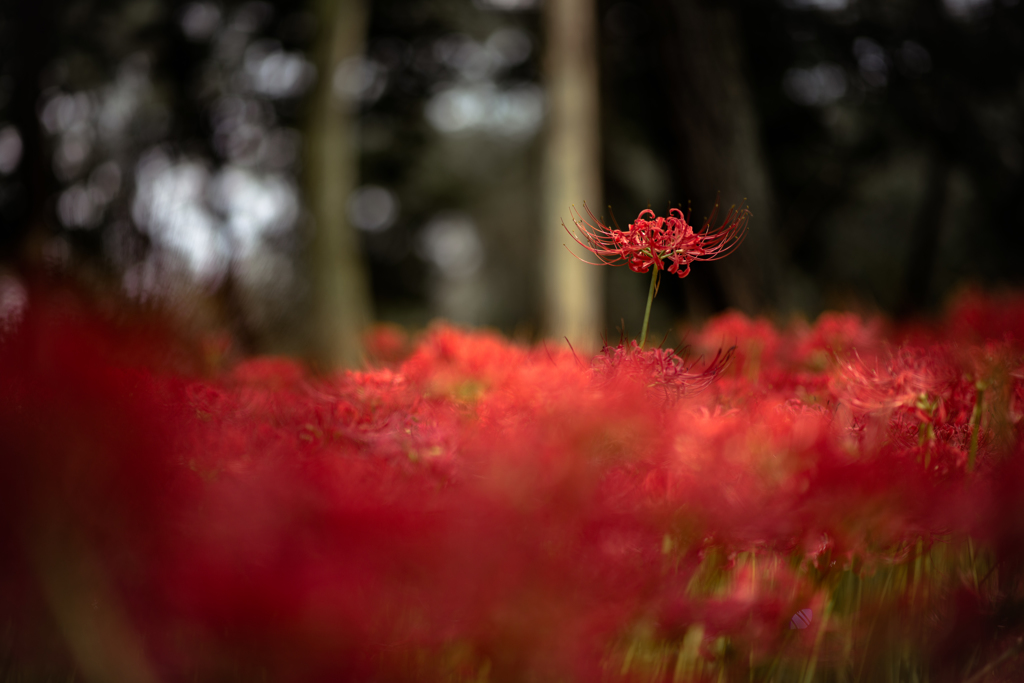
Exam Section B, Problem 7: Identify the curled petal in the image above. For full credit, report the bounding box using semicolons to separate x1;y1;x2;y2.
561;198;750;279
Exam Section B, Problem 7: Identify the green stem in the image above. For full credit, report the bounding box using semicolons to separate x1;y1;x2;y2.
801;597;833;683
968;380;986;472
968;538;980;593
857;571;892;683
639;267;658;349
963;637;1024;683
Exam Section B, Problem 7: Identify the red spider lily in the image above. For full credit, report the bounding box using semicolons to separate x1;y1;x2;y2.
8;286;1024;681
591;340;735;402
564;201;750;277
831;348;948;415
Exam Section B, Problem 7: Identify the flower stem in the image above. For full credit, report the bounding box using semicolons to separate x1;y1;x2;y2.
801;596;833;683
968;538;980;593
968;379;986;472
639;267;658;349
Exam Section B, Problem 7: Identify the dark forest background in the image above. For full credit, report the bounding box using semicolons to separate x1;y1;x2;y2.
0;0;1022;365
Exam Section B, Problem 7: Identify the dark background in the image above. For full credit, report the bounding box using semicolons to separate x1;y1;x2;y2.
0;0;1022;357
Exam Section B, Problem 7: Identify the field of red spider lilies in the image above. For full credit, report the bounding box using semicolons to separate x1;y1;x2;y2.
5;287;1024;682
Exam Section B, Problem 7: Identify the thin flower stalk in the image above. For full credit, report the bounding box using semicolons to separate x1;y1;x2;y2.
564;199;750;348
639;267;658;349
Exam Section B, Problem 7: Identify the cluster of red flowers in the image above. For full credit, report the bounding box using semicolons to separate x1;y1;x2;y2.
565;202;749;277
3;287;1024;681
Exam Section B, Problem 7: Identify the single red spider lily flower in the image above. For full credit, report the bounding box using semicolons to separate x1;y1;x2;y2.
591;340;735;402
564;200;750;278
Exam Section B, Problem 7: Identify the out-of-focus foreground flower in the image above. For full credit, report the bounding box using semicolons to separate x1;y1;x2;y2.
2;286;1024;681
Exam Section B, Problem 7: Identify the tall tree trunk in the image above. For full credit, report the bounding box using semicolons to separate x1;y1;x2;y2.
647;0;781;316
541;0;603;350
303;0;371;369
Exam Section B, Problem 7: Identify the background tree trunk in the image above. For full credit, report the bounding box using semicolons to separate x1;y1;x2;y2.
303;0;372;369
646;0;782;317
541;0;603;350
